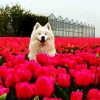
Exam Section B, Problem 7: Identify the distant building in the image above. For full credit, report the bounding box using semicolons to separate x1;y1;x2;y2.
48;14;95;37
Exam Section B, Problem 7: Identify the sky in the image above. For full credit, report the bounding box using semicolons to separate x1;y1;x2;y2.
0;0;100;37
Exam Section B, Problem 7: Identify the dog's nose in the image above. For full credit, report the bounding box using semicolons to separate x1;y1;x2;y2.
41;36;45;40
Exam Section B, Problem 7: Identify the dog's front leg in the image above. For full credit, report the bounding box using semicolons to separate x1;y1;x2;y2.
48;49;56;57
28;52;37;60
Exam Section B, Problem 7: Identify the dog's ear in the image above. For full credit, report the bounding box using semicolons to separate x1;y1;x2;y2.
34;22;41;30
45;23;51;30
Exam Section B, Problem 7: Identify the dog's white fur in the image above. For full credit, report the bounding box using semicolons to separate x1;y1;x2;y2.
28;22;56;60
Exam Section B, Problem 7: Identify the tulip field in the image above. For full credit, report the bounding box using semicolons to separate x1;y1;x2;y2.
0;37;100;100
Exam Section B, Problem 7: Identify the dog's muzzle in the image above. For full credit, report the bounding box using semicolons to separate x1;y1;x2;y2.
40;36;45;42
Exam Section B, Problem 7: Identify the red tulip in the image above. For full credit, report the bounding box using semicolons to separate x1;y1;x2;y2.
26;61;41;73
74;70;91;87
5;74;15;88
0;77;2;85
14;69;32;82
75;64;87;70
0;66;8;79
0;86;9;96
87;88;99;100
4;61;13;68
34;67;49;77
15;82;33;99
13;54;25;65
74;56;83;64
57;67;66;75
36;53;50;65
57;74;70;87
70;91;83;100
35;76;55;97
88;54;97;65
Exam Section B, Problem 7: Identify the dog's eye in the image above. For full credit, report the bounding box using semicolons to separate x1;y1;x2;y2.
45;33;47;35
39;33;41;35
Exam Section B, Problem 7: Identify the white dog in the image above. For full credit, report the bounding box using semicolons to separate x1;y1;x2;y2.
28;22;56;60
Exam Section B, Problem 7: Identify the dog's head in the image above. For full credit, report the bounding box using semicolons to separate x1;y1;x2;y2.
31;22;54;43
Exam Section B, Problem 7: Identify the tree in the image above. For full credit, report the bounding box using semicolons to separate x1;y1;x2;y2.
0;4;48;37
0;5;11;36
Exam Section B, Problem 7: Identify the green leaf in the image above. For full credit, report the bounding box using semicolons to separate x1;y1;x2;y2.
0;56;6;66
33;96;39;100
6;88;17;100
0;93;7;100
54;83;69;100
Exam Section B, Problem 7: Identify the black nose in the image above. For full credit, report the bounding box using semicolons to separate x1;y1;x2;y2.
41;36;45;40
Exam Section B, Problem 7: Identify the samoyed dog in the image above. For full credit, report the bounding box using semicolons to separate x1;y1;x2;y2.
28;22;56;60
